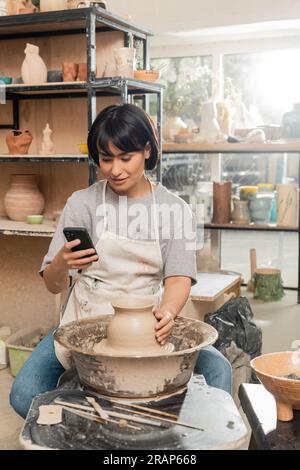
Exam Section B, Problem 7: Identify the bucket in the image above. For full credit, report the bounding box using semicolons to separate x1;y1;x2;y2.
6;327;44;377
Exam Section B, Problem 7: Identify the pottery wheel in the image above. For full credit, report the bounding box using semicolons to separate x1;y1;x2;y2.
93;338;174;356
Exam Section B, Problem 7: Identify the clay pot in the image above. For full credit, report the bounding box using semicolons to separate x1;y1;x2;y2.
6;129;33;155
212;181;232;224
94;297;173;356
77;63;87;81
62;62;78;82
251;352;300;421
21;43;47;85
4;174;45;222
231;199;250;225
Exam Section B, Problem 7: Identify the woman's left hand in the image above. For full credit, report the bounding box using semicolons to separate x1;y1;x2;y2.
153;307;175;344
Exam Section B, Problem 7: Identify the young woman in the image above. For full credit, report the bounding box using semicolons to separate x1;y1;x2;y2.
10;104;231;418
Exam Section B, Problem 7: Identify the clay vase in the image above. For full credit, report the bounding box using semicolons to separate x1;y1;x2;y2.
62;62;78;82
231;199;250;225
4;174;45;222
212;181;232;224
277;183;298;227
6;129;33;155
94;297;174;356
21;43;47;85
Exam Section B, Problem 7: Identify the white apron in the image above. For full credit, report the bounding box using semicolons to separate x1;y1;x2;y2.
55;179;163;368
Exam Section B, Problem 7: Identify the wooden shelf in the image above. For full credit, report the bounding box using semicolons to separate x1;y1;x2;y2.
0;154;88;162
163;140;300;154
0;217;56;237
205;222;299;232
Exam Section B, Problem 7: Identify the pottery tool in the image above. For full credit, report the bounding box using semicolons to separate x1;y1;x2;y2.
55;399;166;428
107;399;178;419
61;405;141;430
86;396;109;421
247;248;257;292
112;404;204;431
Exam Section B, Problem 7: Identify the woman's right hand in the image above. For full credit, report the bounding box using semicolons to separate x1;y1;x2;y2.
60;239;99;270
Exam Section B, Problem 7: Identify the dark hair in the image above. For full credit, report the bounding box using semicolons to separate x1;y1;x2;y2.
87;104;159;171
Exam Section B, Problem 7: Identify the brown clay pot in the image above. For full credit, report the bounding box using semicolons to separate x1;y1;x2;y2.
251;352;300;421
77;63;87;81
6;130;33;155
212;181;232;224
94;296;173;356
62;62;78;82
4;174;45;222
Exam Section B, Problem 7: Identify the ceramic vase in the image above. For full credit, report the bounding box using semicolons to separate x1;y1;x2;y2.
212;181;232;224
21;43;47;85
163;116;187;142
62;62;78;82
249;195;272;224
277;183;298;227
4;174;45;221
6;129;33;155
0;0;7;15
94;297;173;356
231;200;250;224
197;101;222;143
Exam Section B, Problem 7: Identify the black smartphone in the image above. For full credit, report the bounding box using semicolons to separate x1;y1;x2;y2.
63;227;97;256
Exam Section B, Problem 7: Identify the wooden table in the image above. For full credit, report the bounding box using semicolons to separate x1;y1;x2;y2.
239;383;300;450
181;272;242;321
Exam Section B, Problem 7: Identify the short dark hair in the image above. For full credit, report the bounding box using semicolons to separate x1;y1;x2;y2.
87;104;159;171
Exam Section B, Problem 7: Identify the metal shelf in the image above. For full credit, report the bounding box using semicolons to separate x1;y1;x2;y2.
0;7;152;40
205;223;299;233
163;141;300;154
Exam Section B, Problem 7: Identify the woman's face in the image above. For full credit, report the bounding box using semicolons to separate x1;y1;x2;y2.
99;141;150;194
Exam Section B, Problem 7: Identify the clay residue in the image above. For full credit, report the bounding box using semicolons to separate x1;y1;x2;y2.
281;373;300;380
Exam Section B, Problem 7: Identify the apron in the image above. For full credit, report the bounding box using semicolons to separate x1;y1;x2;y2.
55;178;164;368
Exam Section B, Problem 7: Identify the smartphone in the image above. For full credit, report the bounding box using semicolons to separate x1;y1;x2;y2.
63;227;98;256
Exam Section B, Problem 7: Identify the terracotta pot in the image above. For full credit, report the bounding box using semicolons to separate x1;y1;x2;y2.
77;63;87;81
94;296;173;356
62;62;78;82
251;352;300;421
4;174;45;221
212;181;232;224
6;129;33;155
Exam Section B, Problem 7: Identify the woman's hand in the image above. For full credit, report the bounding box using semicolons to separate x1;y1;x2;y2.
60;239;99;271
153;307;175;345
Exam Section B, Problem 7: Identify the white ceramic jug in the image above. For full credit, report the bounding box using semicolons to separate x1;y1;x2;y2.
21;43;47;85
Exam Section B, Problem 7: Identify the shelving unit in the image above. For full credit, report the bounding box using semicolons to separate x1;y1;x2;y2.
0;8;163;330
163;140;300;302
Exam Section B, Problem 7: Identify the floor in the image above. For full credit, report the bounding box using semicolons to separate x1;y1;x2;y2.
1;288;299;450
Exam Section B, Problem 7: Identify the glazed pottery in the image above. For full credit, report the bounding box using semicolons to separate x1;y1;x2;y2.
0;77;12;84
62;62;78;82
0;0;7;15
252;267;284;302
251;352;300;421
212;181;232;224
21;43;47;85
231;199;250;224
249;195;272;224
47;69;62;82
277;183;298;227
6;129;33;155
94;297;174;356
4;174;45;222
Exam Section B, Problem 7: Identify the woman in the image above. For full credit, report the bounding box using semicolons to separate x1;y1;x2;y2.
10;104;231;418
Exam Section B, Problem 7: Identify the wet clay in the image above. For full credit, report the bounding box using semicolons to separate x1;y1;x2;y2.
93;298;174;357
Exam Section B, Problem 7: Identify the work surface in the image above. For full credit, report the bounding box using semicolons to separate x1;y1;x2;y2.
239;384;300;450
20;375;248;450
190;272;241;302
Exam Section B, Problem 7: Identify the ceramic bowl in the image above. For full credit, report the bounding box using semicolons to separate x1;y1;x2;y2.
26;215;44;225
78;143;88;154
134;70;161;82
251;351;300;421
0;77;12;85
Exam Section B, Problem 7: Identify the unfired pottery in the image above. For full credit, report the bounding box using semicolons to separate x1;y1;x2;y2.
0;0;7;15
4;174;45;222
62;62;78;82
54;316;218;398
21;43;47;85
6;129;33;155
212;181;232;224
251;352;300;421
40;123;55;155
114;47;136;78
40;0;67;11
94;297;174;356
